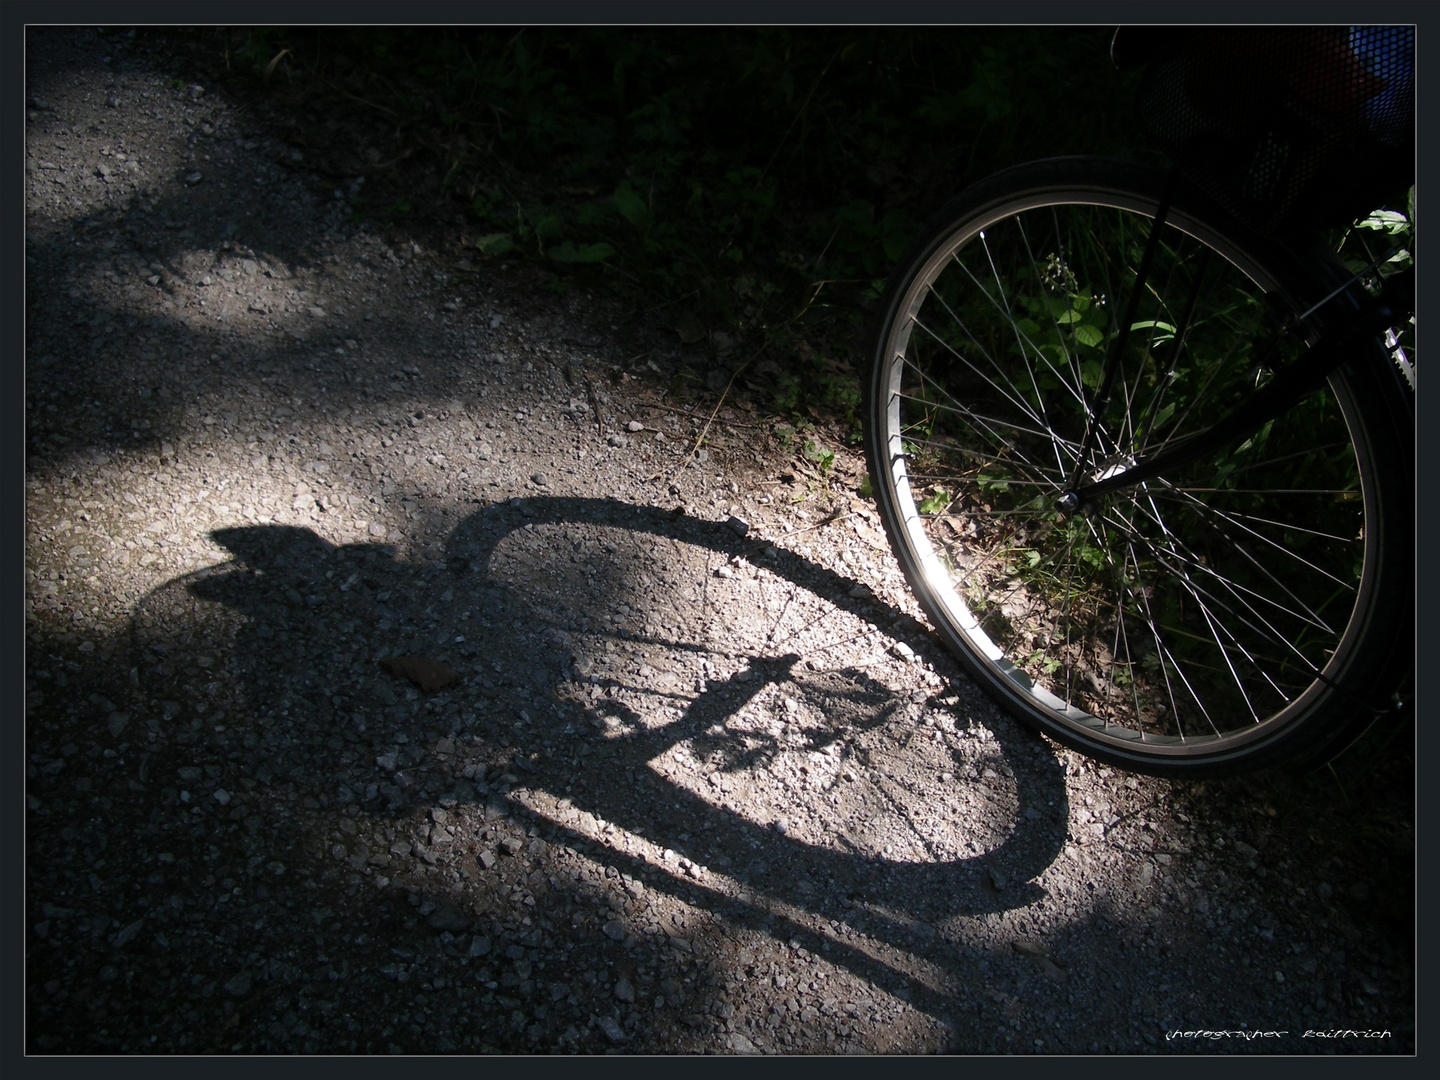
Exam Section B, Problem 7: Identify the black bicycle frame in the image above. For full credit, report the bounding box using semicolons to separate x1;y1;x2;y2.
1058;218;1405;511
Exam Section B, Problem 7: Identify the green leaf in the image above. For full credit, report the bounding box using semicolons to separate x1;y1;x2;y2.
475;233;516;256
800;439;836;473
549;241;616;263
614;183;650;228
881;206;918;262
1129;319;1177;335
1357;208;1410;235
918;490;951;515
535;215;565;242
1073;324;1104;349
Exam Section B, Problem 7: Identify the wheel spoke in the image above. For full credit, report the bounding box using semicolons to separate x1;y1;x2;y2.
866;162;1393;772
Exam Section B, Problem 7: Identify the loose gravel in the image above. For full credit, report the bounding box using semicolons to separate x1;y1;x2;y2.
25;27;1413;1055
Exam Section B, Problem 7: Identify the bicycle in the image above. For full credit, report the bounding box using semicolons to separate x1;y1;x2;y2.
862;27;1415;776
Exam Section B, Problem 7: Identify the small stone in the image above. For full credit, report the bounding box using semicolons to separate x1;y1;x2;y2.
596;1015;627;1043
1020;953;1059;981
106;712;128;737
891;641;916;662
531;472;547;486
607;433;625;447
183;171;202;185
602;920;626;942
626;420;644;432
725;515;749;537
715;565;735;579
213;789;231;805
1234;840;1259;857
223;972;252;996
468;935;491;957
613;977;636;1003
726;1032;759;1054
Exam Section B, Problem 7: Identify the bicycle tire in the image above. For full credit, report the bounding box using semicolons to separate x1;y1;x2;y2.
863;157;1412;776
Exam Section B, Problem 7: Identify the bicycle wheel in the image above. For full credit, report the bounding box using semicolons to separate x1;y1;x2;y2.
864;158;1412;776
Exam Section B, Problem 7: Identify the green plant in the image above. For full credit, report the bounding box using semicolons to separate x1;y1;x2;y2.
802;438;835;473
917;488;951;515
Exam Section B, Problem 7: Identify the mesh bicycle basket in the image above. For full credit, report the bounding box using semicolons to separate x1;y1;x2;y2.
1137;26;1414;234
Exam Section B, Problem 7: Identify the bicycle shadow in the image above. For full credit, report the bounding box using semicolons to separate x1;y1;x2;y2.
140;496;1070;1019
442;497;1070;919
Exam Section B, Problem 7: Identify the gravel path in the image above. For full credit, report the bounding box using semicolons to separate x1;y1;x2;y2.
25;26;1414;1055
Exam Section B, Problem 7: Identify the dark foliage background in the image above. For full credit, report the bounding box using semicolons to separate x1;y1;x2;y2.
185;26;1147;420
